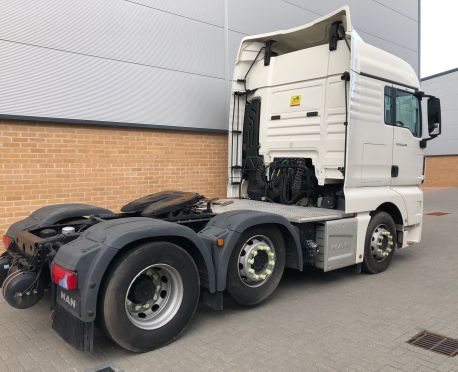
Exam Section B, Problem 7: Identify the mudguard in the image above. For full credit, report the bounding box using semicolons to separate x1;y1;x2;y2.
198;210;303;292
5;203;113;238
53;217;215;322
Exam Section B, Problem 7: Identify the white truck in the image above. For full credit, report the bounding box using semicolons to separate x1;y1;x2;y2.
1;7;441;352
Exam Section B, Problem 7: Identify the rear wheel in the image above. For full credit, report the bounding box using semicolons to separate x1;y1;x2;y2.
100;241;200;352
362;212;397;274
227;226;285;306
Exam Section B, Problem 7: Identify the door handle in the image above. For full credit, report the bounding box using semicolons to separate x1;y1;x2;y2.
391;165;399;177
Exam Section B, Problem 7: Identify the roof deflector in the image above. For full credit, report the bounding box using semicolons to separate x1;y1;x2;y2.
237;6;352;58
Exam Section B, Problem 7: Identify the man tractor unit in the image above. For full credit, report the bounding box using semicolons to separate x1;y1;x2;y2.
0;7;442;352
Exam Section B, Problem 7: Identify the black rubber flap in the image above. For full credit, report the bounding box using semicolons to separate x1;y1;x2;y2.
52;303;94;352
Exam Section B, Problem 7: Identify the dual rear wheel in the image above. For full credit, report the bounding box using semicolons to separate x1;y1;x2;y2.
100;242;199;352
100;227;286;352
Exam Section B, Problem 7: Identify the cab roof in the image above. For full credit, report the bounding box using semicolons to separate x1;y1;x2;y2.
237;6;419;90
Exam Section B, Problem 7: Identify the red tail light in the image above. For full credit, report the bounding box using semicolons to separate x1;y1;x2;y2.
2;235;11;250
51;263;78;290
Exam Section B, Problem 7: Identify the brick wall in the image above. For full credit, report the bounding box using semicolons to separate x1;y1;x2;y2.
423;155;458;188
1;120;456;241
0;120;228;235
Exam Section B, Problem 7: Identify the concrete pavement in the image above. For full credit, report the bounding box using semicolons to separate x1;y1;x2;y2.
0;188;457;371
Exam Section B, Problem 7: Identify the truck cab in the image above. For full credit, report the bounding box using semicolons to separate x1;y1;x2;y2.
227;6;441;253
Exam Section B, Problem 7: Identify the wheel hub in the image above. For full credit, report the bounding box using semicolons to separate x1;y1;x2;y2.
125;264;183;330
370;225;394;261
238;236;276;287
129;274;155;303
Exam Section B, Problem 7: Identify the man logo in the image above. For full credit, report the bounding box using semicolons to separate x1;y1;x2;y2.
60;291;76;309
331;241;350;251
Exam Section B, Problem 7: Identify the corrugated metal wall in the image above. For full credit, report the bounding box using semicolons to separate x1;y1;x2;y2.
421;70;458;156
0;0;419;131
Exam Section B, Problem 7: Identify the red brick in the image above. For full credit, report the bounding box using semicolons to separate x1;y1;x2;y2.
0;120;228;233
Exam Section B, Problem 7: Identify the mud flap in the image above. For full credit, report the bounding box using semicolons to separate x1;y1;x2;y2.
52;304;94;352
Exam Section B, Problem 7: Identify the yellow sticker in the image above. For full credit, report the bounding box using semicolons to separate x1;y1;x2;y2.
290;95;301;107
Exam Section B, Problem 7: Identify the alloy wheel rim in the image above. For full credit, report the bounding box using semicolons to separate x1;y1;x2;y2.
238;235;276;287
370;224;394;262
125;263;183;330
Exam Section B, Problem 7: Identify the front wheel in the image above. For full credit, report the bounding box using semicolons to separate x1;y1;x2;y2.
100;241;200;352
362;211;397;274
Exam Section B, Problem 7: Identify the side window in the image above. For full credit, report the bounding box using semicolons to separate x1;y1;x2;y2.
384;86;393;124
384;86;421;137
395;90;420;137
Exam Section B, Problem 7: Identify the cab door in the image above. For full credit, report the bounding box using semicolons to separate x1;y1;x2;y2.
389;86;423;186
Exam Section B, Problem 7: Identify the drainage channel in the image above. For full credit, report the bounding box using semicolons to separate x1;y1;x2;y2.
407;330;458;357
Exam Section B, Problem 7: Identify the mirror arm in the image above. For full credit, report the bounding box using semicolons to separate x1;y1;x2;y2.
420;135;438;149
415;91;437;100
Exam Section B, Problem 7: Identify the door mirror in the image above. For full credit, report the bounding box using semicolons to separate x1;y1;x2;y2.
427;97;441;137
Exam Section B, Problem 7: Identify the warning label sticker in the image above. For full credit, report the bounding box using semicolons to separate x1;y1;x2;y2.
290;95;301;107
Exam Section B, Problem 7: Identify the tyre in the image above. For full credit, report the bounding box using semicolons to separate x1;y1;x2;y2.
227;226;285;306
362;211;397;274
100;241;200;352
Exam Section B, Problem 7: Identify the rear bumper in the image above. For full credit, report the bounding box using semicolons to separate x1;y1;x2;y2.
52;303;94;352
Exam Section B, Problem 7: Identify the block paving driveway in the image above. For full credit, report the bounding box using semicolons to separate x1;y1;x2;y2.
0;188;457;371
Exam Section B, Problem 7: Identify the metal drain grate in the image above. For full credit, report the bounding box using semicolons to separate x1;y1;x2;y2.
85;363;124;372
407;330;458;357
425;211;450;216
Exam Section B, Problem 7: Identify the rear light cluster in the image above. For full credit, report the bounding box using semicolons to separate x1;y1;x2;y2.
51;263;78;290
2;235;11;250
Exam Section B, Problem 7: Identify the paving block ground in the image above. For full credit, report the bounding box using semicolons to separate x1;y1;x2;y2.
0;188;457;371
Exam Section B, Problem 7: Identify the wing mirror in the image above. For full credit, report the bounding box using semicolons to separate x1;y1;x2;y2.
427;97;441;137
